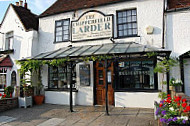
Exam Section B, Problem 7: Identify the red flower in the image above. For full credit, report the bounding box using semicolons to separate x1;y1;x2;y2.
175;96;181;102
159;103;163;107
184;109;188;113
182;99;187;103
167;94;171;97
186;106;190;111
3;94;6;98
177;102;180;106
10;94;12;98
0;93;2;97
4;85;6;88
166;99;171;103
182;103;187;108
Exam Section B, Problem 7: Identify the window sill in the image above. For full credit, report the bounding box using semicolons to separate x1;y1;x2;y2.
114;89;160;92
53;40;70;44
45;88;78;92
115;35;140;39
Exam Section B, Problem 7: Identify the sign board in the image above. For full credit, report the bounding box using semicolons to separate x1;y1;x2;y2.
71;11;113;42
79;64;90;86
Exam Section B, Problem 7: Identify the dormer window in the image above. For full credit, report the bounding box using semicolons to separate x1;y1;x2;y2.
5;31;14;50
55;19;70;43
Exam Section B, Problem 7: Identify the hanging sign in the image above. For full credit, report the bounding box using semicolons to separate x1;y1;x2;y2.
71;11;113;42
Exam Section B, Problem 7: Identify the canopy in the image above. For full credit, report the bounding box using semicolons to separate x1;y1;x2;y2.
27;42;171;60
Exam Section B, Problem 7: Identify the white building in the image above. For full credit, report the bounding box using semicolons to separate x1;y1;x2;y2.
166;0;190;96
0;2;38;95
34;0;170;108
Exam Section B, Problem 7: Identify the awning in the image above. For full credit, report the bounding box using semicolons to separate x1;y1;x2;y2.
27;42;171;60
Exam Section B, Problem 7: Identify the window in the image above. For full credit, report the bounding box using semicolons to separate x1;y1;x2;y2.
55;19;70;42
49;65;76;89
5;31;14;50
116;60;156;90
11;71;16;86
0;68;7;89
117;9;137;37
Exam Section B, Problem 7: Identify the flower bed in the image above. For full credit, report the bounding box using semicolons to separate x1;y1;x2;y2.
0;97;18;112
155;94;190;125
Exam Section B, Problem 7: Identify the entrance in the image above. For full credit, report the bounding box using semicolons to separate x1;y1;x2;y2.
95;61;114;105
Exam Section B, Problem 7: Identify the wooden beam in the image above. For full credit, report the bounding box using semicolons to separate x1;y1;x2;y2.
104;59;109;116
69;61;74;112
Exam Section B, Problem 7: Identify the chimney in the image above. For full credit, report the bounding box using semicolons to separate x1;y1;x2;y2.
24;3;28;9
16;2;19;6
19;0;23;6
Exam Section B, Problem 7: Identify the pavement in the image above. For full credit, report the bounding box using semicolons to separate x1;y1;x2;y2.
0;104;157;126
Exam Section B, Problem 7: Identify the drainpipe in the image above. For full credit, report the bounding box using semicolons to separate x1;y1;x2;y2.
162;0;167;49
105;59;109;116
69;61;74;112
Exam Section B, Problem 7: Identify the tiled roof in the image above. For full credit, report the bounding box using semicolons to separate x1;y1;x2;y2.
12;4;38;31
168;0;190;9
40;0;133;17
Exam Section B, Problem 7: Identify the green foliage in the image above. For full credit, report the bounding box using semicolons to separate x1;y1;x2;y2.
4;86;14;98
146;52;158;58
80;55;113;62
158;92;167;99
154;57;179;74
169;77;183;86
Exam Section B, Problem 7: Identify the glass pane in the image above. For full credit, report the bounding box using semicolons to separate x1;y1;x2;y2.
118;18;123;24
81;45;102;56
123;17;127;23
127;16;132;22
124;24;127;29
133;29;137;35
94;44;115;55
63;35;69;40
127;10;131;16
128;29;132;35
132;16;137;22
124;30;127;36
64;20;69;25
132;23;137;28
98;62;104;67
107;70;112;84
56;36;62;42
118;25;123;30
123;11;127;17
63;26;69;30
132;9;137;15
99;70;103;78
56;21;62;26
109;43;130;54
119;31;123;36
70;46;91;56
63;30;69;34
118;12;122;17
56;31;62;36
56;27;62;32
128;23;132;28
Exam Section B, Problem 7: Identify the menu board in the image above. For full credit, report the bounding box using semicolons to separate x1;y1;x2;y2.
79;64;90;86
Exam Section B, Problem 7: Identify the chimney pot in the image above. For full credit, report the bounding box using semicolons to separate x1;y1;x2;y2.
16;2;19;6
24;3;28;9
19;0;23;6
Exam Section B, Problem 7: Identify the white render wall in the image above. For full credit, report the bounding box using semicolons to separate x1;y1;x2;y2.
0;5;38;87
115;92;160;108
38;0;164;54
38;0;165;108
166;10;190;57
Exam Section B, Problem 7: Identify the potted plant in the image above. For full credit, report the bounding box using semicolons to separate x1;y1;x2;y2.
4;86;14;98
169;77;183;92
155;94;190;125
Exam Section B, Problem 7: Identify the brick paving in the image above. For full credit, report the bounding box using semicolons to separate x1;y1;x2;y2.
0;104;157;126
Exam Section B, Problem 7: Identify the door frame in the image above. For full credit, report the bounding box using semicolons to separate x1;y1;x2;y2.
94;61;115;106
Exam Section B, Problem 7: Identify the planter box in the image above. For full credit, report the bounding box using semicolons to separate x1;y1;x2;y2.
158;119;189;126
18;96;32;108
0;98;18;112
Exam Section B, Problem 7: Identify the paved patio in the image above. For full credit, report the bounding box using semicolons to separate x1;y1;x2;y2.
0;104;157;126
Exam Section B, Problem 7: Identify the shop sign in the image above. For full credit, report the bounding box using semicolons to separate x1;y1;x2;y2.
71;11;113;42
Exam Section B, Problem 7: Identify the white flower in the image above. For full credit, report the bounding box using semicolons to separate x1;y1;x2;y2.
169;107;174;111
180;116;188;120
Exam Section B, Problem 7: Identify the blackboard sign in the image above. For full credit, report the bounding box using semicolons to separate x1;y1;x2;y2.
79;64;90;86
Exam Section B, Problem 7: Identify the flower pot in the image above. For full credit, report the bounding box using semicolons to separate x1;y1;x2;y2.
34;95;44;105
169;86;175;91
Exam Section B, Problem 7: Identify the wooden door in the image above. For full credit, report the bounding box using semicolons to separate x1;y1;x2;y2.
96;61;114;105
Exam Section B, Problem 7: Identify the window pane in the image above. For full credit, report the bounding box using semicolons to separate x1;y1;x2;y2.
56;36;62;41
119;31;123;36
124;30;127;36
127;10;131;16
128;29;132;35
118;12;122;17
132;16;137;22
118;25;123;30
127;16;132;22
117;60;155;90
132;10;137;15
123;11;127;17
63;35;69;40
63;30;69;34
64;20;69;25
56;31;62;36
123;17;127;23
63;26;69;30
118;18;123;24
56;21;62;26
133;29;137;35
128;23;132;29
133;23;137;28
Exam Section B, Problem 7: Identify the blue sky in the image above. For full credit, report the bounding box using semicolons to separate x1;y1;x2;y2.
0;0;57;23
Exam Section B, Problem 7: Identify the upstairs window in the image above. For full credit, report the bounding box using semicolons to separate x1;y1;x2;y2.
55;19;70;42
117;9;137;37
5;31;13;50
